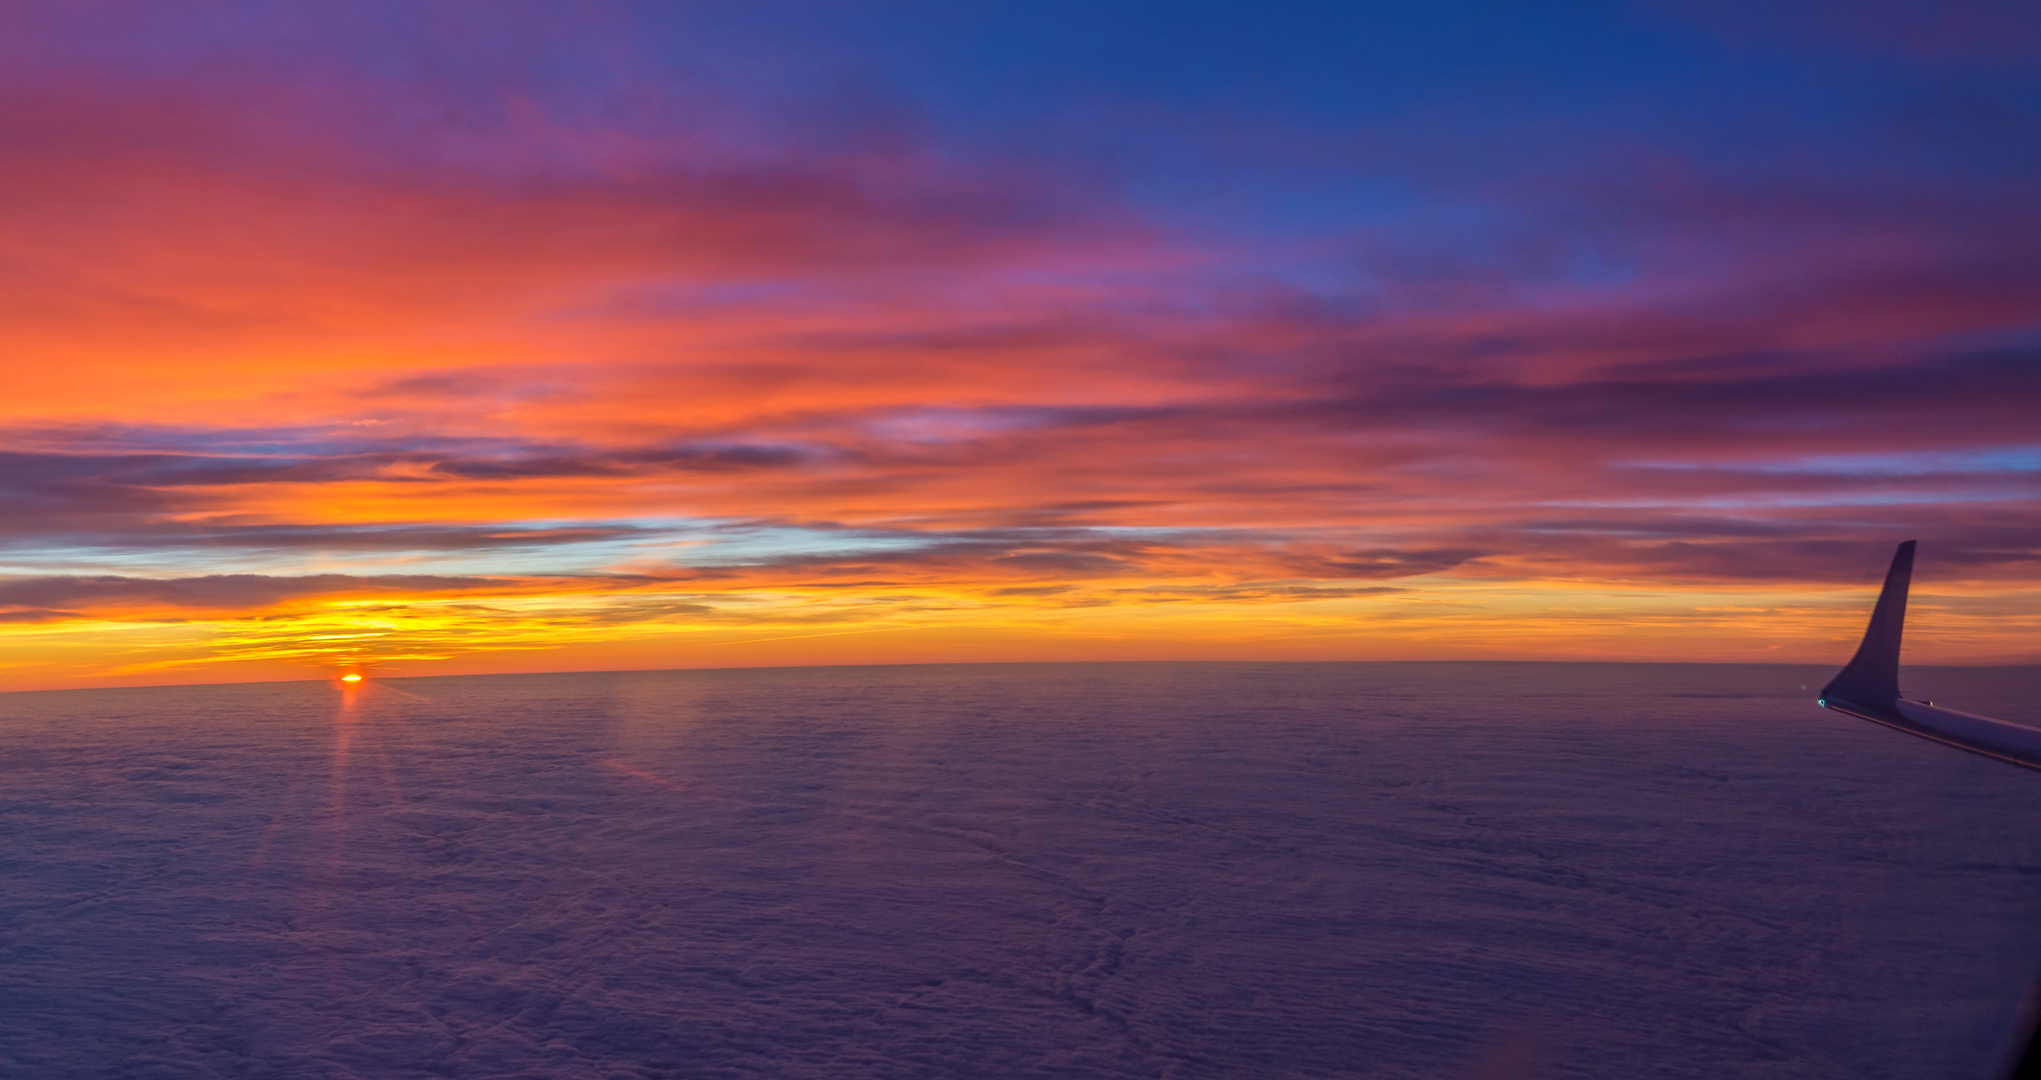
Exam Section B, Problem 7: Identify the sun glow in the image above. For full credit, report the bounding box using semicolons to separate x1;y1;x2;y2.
340;673;363;683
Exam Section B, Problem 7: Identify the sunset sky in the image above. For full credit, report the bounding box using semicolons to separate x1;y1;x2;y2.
3;0;2038;690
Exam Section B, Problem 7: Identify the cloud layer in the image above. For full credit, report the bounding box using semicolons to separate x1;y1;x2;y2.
1;0;2037;686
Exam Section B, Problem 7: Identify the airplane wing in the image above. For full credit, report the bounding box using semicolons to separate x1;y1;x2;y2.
1816;540;2041;772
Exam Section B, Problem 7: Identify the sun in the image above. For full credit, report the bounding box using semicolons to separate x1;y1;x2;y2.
340;673;363;683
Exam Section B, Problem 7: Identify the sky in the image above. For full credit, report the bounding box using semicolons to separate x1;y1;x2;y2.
1;0;2038;690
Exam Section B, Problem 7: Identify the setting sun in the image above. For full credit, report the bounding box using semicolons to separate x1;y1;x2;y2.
340;674;363;683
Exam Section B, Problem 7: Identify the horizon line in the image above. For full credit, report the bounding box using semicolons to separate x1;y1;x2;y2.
6;656;2039;698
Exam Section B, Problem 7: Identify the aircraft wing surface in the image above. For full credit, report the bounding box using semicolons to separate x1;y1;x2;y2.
1817;540;2041;772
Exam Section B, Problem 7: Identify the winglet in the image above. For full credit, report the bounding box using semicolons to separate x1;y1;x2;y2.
1819;540;1915;716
